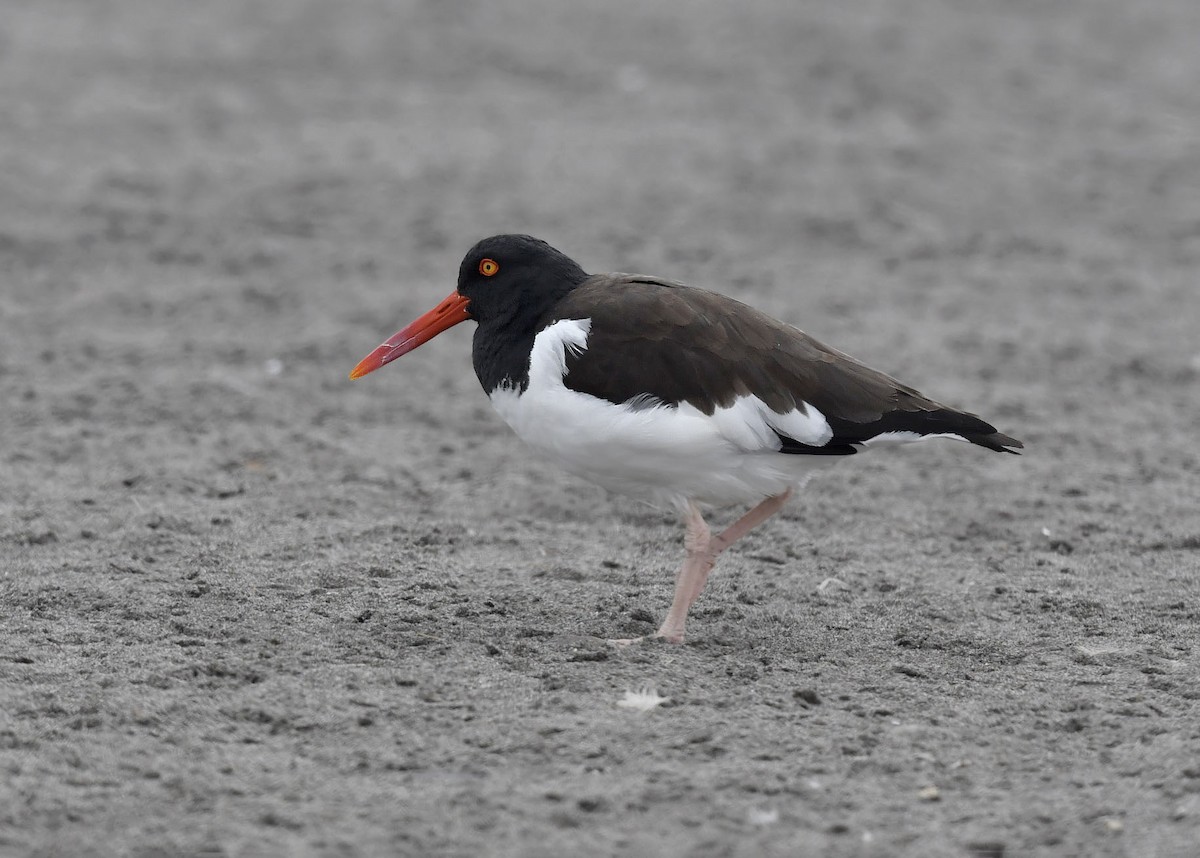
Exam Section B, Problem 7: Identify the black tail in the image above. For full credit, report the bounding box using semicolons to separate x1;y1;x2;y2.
964;430;1023;454
821;406;1024;455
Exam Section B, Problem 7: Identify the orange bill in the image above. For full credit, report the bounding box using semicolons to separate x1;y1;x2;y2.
349;291;471;380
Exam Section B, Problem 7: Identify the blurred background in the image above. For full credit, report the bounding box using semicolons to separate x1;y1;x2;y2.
4;0;1197;559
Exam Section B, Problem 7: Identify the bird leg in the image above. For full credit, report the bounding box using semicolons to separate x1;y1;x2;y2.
654;489;793;643
607;507;711;648
652;503;713;643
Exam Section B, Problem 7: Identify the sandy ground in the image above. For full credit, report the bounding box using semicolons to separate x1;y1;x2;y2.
2;1;1200;855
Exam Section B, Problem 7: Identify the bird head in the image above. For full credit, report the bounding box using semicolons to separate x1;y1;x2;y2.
349;234;586;380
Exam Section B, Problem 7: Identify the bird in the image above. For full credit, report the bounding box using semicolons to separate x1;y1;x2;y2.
350;234;1022;643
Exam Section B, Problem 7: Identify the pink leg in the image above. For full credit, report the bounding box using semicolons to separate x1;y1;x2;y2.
654;503;714;643
655;489;793;643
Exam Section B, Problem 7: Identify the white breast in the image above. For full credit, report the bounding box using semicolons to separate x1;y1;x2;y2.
488;319;842;510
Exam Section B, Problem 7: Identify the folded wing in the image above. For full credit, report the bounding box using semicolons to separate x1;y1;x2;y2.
551;275;1023;456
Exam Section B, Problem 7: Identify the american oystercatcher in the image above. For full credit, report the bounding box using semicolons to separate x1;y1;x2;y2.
351;234;1022;643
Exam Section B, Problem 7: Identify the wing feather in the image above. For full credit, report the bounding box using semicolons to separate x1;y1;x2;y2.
550;275;1022;455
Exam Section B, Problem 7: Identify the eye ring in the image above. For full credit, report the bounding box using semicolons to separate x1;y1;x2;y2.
479;258;499;277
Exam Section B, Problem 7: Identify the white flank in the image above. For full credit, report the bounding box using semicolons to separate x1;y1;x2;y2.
617;686;669;711
488;318;844;509
708;393;833;450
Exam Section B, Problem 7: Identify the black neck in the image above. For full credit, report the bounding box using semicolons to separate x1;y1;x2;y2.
471;275;585;393
473;318;540;393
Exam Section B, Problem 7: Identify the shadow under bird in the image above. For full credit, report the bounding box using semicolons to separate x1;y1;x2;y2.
351;234;1022;643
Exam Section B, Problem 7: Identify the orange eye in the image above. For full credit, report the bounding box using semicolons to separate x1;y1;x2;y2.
479;258;499;277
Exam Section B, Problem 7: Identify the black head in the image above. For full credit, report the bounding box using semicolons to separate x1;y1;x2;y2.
349;234;588;386
456;235;589;327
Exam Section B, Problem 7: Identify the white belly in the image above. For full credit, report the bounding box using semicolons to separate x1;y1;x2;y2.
487;319;841;510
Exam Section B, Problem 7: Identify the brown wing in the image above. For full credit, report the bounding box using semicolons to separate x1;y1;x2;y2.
551;275;1022;455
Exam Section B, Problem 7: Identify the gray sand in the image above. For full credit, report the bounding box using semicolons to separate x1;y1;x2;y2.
2;1;1199;855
